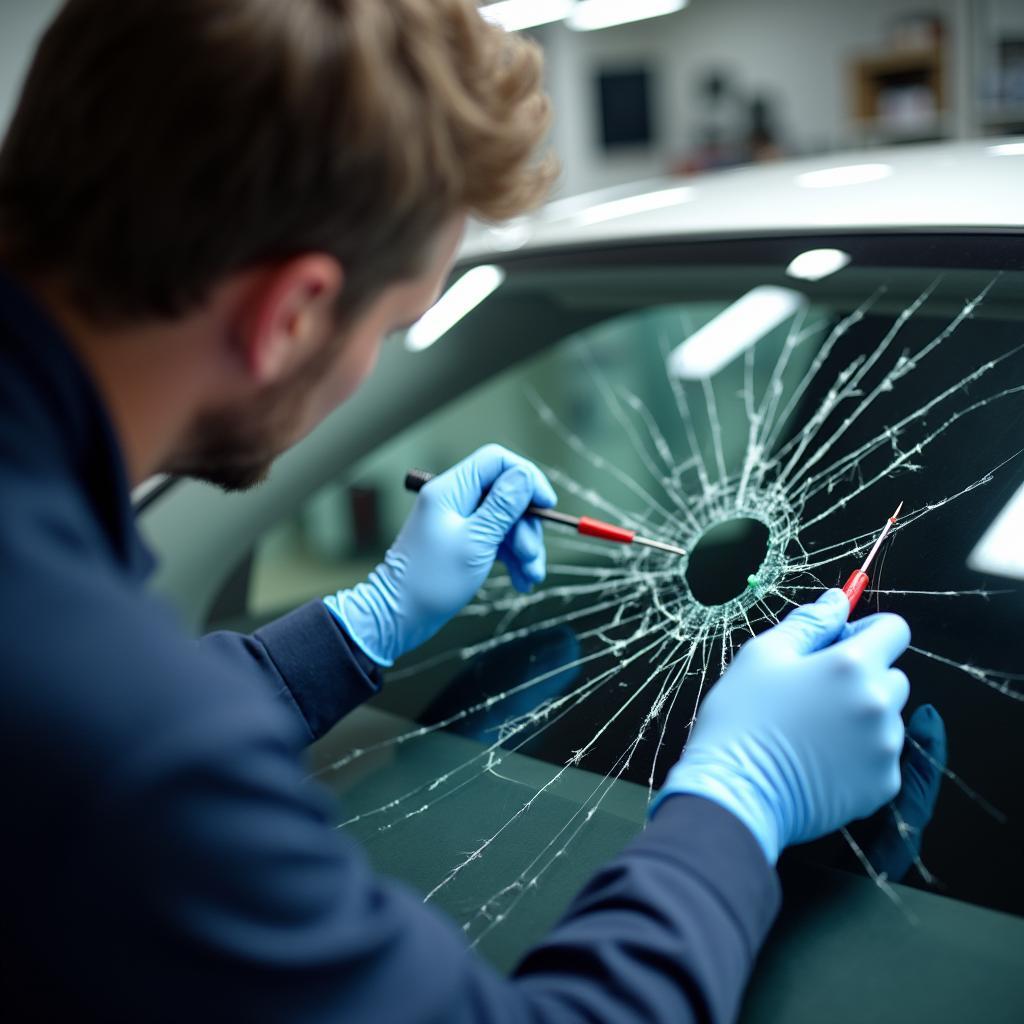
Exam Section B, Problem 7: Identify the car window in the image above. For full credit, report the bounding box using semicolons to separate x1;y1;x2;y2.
221;239;1024;967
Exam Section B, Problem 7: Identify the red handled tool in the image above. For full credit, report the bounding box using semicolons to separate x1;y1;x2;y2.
405;469;687;557
842;502;903;612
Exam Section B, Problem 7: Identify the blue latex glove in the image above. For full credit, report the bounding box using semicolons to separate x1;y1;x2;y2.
325;445;556;667
656;589;911;865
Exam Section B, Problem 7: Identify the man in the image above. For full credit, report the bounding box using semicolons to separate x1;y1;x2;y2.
0;2;917;1021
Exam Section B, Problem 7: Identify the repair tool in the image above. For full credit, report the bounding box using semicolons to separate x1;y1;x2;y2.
842;501;903;613
404;469;687;557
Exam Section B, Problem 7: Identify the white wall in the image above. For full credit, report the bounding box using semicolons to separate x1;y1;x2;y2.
538;0;966;198
0;0;63;136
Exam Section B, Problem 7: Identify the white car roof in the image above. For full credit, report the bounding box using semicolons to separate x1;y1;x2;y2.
461;138;1024;261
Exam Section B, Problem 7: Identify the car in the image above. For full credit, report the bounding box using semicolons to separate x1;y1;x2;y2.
140;138;1024;1022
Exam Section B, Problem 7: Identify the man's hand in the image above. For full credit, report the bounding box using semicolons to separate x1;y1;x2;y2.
325;445;556;666
656;590;911;865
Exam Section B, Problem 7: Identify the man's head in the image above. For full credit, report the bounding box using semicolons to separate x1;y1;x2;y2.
167;217;468;490
0;0;554;488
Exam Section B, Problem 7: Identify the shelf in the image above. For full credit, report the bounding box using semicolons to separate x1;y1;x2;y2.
850;45;945;143
854;45;943;79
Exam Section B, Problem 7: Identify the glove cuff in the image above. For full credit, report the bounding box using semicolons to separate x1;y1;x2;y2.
323;579;396;668
655;760;783;866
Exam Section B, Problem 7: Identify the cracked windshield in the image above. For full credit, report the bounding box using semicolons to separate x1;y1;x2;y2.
236;241;1024;965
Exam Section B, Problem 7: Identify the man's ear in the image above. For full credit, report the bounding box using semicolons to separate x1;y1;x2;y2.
235;255;344;385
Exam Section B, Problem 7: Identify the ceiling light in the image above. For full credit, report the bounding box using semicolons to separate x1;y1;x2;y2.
568;0;688;32
479;0;574;32
667;286;806;380
406;265;506;352
967;481;1024;580
786;248;852;282
795;163;893;189
988;142;1024;157
576;186;695;226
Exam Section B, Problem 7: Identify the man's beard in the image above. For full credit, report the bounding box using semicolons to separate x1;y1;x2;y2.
168;438;277;492
167;403;291;492
166;328;345;492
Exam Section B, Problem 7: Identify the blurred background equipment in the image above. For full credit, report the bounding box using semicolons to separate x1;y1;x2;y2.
481;0;1024;197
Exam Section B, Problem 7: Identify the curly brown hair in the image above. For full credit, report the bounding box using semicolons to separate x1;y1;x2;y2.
0;0;555;322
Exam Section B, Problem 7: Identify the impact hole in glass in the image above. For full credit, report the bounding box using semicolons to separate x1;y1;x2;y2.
685;518;771;606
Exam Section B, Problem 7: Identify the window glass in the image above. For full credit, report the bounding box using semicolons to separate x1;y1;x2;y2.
242;246;1024;965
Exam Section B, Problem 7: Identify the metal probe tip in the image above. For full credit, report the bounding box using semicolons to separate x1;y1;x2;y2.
858;499;903;575
633;535;687;558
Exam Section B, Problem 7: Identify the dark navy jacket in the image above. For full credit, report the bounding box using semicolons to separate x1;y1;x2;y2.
0;271;780;1023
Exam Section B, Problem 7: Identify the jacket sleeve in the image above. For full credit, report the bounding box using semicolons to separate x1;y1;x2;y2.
83;678;780;1024
199;599;382;741
513;795;781;1023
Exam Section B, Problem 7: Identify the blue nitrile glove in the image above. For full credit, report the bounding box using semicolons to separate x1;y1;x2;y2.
655;589;911;865
324;445;556;667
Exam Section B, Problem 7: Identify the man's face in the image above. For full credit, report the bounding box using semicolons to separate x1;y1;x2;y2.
170;216;466;491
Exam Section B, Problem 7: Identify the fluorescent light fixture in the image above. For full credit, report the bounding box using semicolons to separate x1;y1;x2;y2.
576;186;695;226
988;141;1024;157
795;163;893;189
667;286;805;380
568;0;687;32
967;481;1024;580
405;265;505;352
786;248;852;282
480;0;573;32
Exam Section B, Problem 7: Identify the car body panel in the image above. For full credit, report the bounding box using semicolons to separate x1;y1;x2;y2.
462;139;1024;262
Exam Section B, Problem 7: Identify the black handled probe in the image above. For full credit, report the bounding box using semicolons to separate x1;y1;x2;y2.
405;469;687;557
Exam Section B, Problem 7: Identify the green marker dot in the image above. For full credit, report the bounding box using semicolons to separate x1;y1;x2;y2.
747;574;761;590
